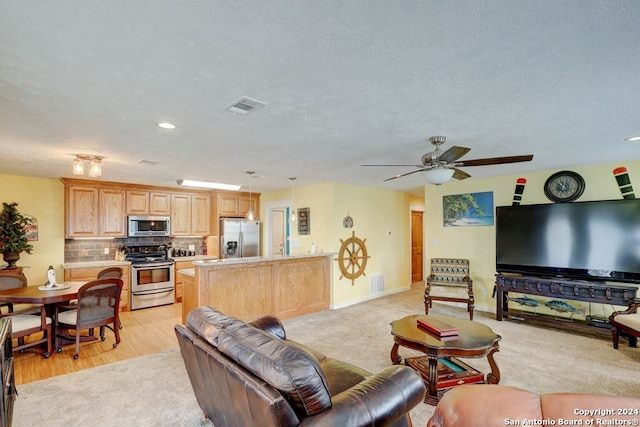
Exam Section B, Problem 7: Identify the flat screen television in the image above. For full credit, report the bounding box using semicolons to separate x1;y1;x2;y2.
495;199;640;283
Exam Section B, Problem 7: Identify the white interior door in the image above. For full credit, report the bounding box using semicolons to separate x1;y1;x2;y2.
271;209;285;255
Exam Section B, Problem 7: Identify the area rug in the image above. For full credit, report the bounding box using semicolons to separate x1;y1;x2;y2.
13;284;640;426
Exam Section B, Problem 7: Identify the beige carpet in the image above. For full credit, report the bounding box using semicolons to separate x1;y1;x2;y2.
13;284;640;426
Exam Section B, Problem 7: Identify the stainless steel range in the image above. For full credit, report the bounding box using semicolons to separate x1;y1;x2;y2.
125;244;175;310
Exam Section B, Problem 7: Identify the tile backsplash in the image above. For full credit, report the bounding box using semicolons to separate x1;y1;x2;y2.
64;237;206;263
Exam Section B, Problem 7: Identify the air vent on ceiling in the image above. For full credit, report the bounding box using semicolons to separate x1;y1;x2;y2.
224;96;267;115
138;160;159;166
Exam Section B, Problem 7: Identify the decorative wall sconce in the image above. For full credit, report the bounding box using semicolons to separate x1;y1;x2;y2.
73;155;103;178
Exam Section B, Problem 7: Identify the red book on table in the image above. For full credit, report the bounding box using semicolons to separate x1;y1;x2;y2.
417;318;459;337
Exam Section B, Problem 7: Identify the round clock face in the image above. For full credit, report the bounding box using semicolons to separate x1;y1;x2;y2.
544;171;585;203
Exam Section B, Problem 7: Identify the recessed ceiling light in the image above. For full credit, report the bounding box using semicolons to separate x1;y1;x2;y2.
624;136;640;141
176;179;241;191
157;122;176;129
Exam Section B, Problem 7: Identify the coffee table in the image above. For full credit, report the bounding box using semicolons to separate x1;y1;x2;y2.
390;314;501;404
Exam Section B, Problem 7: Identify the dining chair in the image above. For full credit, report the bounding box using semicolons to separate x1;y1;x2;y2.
0;269;29;313
97;267;124;330
0;305;53;358
54;278;123;359
424;258;475;320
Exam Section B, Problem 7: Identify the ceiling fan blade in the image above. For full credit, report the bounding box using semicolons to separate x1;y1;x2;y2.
457;154;534;167
361;164;423;167
439;146;471;164
383;168;426;181
452;168;471;180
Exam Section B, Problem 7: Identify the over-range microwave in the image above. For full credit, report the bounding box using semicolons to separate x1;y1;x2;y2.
128;216;171;237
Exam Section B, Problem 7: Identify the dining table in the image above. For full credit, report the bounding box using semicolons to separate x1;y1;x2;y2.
0;281;97;353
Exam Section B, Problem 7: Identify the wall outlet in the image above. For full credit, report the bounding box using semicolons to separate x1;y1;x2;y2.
431;239;439;246
188;244;195;252
104;247;110;255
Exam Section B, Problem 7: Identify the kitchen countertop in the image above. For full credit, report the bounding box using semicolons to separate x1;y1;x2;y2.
63;260;131;269
177;268;195;277
171;255;217;263
192;253;335;267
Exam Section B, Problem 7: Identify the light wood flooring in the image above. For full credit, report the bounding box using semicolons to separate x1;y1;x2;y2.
12;302;182;385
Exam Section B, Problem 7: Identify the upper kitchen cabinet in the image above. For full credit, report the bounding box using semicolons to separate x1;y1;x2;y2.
126;190;171;216
171;193;210;236
64;182;126;238
216;192;258;217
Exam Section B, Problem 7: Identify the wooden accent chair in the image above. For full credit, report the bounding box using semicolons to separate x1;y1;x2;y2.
55;278;123;359
610;300;640;349
0;269;29;312
424;258;474;320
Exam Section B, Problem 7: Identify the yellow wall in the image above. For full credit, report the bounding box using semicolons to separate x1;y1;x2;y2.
0;174;65;284
424;160;640;313
261;182;413;308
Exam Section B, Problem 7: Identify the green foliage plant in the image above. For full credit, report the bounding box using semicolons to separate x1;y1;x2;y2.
0;202;34;254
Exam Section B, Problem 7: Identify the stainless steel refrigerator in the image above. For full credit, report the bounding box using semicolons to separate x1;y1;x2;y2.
219;218;260;258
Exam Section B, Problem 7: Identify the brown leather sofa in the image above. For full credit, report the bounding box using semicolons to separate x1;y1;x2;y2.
175;306;426;427
428;384;640;427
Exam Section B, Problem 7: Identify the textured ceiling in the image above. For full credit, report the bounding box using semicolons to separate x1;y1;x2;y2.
1;1;639;194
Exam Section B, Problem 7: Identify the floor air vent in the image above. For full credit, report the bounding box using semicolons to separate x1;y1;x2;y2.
224;96;267;115
369;273;385;294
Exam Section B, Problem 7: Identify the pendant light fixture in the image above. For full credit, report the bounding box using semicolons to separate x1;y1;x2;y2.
289;177;297;223
245;171;257;221
72;154;103;177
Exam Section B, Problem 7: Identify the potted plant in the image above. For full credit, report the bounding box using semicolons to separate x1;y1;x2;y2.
0;202;33;269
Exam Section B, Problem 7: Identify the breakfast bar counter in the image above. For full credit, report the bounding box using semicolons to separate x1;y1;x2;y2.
180;254;333;323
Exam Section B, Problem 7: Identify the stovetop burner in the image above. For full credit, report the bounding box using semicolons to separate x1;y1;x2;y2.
124;244;171;263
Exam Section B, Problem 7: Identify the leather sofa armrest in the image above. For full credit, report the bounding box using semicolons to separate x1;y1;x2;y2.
301;365;425;427
248;315;286;340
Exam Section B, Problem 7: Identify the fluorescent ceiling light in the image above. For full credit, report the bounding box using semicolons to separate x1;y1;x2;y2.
157;122;176;129
624;136;640;141
176;179;240;191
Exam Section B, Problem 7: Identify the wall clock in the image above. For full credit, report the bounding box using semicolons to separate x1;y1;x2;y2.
544;170;585;203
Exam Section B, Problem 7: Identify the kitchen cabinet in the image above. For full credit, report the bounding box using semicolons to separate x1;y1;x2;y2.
99;188;126;237
126;191;171;216
216;192;257;217
65;184;126;238
65;185;99;238
171;193;210;236
174;260;193;303
64;265;131;312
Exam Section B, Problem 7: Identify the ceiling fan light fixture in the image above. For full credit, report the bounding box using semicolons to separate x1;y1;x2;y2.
424;167;454;185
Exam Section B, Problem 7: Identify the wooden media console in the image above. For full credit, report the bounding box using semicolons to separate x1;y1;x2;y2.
495;273;638;334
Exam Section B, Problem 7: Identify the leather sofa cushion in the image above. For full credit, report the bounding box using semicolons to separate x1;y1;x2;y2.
218;322;332;417
186;306;242;347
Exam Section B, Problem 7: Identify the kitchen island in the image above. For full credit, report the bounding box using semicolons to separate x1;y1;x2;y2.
179;254;333;323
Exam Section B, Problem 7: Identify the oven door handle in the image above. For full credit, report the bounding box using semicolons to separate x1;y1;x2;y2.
131;288;174;296
131;262;175;269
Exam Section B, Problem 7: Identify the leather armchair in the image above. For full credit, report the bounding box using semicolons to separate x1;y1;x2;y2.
428;384;640;427
175;306;426;427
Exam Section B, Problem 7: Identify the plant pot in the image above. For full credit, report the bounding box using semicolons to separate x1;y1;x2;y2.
2;252;20;269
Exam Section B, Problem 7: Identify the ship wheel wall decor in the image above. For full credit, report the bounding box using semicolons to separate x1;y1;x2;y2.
335;231;370;286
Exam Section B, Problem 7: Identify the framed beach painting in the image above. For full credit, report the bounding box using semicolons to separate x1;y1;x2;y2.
443;191;494;227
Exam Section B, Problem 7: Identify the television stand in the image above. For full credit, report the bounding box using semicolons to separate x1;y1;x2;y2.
495;274;637;334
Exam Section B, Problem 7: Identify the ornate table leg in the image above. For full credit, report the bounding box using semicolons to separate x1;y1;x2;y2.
485;347;501;384
427;352;439;401
390;343;402;365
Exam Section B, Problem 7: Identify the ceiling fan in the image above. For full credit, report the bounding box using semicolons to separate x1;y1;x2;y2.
362;136;534;185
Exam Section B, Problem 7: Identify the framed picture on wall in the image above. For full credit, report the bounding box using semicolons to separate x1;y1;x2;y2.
443;191;494;227
297;207;310;235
